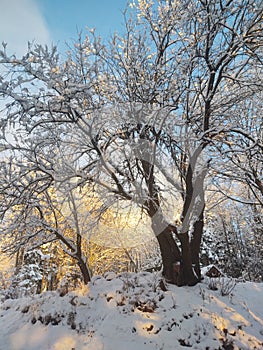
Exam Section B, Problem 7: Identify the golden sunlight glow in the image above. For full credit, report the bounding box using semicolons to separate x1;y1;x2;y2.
53;336;76;350
0;238;15;289
201;294;263;349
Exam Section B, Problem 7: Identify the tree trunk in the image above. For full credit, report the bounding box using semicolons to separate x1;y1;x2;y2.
150;212;199;286
77;258;91;284
156;226;182;284
190;208;204;281
150;211;181;283
179;232;199;286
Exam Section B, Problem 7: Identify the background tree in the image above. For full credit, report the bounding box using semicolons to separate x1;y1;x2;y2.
202;199;263;281
0;155;93;284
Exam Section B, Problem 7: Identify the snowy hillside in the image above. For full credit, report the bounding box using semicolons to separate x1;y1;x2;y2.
0;272;262;350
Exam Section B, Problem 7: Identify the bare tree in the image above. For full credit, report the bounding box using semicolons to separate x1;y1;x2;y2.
0;0;262;286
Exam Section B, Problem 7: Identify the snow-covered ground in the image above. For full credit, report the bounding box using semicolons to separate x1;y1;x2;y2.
0;272;262;350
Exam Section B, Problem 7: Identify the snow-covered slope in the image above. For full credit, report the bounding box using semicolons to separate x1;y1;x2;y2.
0;272;262;350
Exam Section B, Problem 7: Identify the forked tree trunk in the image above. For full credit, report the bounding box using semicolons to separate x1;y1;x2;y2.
151;213;201;286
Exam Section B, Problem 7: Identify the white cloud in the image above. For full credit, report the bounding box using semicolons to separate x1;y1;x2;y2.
0;0;52;56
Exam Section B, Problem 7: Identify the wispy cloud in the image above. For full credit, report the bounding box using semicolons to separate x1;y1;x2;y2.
0;0;52;56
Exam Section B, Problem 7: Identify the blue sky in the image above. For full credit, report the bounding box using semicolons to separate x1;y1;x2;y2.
0;0;128;55
37;0;128;44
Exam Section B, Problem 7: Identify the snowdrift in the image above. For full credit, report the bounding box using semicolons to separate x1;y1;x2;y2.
0;272;262;350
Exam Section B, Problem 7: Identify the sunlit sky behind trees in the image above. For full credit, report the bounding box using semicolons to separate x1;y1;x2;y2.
0;0;127;55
